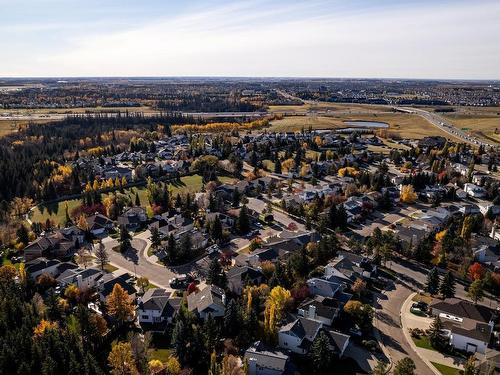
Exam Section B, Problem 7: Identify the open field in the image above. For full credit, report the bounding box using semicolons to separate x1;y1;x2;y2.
29;174;236;225
441;113;500;144
268;112;463;141
268;102;391;114
0;119;53;137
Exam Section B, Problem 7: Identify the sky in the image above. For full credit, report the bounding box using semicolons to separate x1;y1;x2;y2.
1;0;499;79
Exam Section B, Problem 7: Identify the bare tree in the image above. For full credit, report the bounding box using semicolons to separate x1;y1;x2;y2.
94;241;109;271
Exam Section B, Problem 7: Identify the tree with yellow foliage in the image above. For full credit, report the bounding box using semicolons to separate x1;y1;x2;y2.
338;167;358;177
108;342;138;375
106;178;114;189
165;356;181;375
264;286;292;342
92;179;100;191
400;185;417;204
33;319;58;337
148;360;164;375
435;229;447;242
281;158;295;173
106;284;135;324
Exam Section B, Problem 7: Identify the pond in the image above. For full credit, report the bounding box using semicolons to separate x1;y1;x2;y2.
344;120;389;128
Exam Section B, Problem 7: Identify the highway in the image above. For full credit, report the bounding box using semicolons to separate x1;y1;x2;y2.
399;107;497;148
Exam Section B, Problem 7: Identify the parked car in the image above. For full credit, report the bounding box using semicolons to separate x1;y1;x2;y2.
169;274;193;289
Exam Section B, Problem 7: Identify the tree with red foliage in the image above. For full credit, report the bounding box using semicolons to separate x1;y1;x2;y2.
187;282;199;295
291;282;310;305
468;262;485;281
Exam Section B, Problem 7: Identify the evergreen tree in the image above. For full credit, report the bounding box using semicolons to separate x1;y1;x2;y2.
428;316;447;350
274;159;282;174
223;299;240;337
426;267;440;295
439;271;456;299
206;258;227;289
119;225;131;253
237;205;250;234
134;191;141;206
211;215;223;243
310;331;334;375
167;234;177;263
150;227;161;252
16;224;30;245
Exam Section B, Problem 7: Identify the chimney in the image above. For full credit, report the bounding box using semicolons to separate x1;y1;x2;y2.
309;304;317;319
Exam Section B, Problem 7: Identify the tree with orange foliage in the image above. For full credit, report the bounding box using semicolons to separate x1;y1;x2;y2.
106;284;135;324
33;319;58;337
468;262;485;281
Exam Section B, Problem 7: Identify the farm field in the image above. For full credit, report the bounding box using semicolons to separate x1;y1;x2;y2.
29;174;236;225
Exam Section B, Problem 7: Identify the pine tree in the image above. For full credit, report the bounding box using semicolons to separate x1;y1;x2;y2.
167;234;177;263
426;267;440;295
310;331;334;375
134;192;141;206
223;299;240;337
393;357;416;375
439;271;456;299
207;258;227;289
237;205;250;234
427;316;446;350
150;227;161;252
119;225;131;253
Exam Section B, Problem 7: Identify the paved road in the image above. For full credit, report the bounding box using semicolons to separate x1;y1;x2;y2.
102;236;176;289
374;282;434;375
401;107;496;148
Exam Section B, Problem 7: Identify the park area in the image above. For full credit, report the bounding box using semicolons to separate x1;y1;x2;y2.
29;174;236;225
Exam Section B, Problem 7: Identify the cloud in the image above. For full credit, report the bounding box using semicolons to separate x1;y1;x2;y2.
2;0;500;79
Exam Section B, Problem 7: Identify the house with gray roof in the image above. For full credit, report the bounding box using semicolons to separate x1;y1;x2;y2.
187;284;226;320
137;288;181;330
245;341;296;375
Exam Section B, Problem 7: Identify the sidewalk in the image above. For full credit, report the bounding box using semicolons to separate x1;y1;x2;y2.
400;293;464;374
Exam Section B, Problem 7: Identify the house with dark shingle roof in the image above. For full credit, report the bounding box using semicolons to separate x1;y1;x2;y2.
227;266;263;294
24;231;78;262
98;273;137;303
430;298;496;354
86;213;114;236
137;288;181;330
117;207;147;231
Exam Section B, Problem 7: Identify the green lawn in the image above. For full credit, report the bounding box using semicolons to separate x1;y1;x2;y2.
431;362;461;375
148;334;173;362
29;174;237;225
103;264;118;273
412;335;434;351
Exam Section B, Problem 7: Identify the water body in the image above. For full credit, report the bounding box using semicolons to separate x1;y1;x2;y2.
344;120;389;128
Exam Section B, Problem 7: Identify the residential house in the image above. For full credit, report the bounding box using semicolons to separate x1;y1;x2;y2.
464;183;487;198
117;207;147;231
57;267;105;290
86;213;114;236
227;266;264;294
325;251;377;282
244;341;295;375
430;298;496;354
297;296;343;326
137;288;181;329
187;285;226;320
24;230;79;262
98;273;137;302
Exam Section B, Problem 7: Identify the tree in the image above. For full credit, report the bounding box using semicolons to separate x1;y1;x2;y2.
150;227;161;252
108;341;138;375
439;271;456;299
352;278;367;297
371;360;388;375
119;225;132;253
468;262;485;282
462;355;480;375
106;284;134;324
148;359;164;375
344;300;373;332
310;331;334;375
64;202;72;227
207;258;227;289
237;205;250;234
94;241;109;271
224;299;240;338
427;316;447;350
16;224;30;246
134;192;141;207
393;357;416;375
400;185;417;204
467;279;484;304
136;277;149;294
165;356;181;375
426;267;440;295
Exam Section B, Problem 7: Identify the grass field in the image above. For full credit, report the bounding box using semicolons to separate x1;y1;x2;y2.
431;362;461;375
441;113;500;144
268;102;390;113
268;112;461;141
412;335;434;351
29;174;236;225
